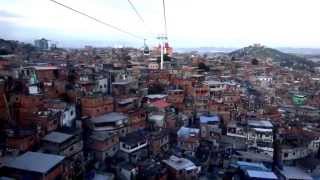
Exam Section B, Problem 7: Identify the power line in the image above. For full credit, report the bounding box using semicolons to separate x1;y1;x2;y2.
162;0;168;38
48;0;145;40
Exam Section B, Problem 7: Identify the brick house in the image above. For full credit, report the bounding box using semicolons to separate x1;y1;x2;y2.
81;94;114;117
87;132;119;162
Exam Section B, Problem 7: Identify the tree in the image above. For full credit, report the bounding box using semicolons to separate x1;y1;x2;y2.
148;84;165;94
67;69;76;84
53;69;59;79
157;54;171;64
251;58;259;65
198;62;210;71
0;49;10;55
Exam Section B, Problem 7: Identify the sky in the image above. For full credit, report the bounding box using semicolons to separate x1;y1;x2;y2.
1;0;320;48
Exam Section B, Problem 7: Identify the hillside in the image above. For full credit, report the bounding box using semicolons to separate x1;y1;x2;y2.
0;39;35;56
229;45;316;71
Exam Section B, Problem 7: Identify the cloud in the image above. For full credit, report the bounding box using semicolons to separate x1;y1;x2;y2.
0;10;21;18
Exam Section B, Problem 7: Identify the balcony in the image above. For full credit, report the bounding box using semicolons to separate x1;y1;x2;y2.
120;141;148;153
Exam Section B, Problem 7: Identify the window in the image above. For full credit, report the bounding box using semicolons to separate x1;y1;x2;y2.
284;153;288;158
95;122;116;127
122;143;131;149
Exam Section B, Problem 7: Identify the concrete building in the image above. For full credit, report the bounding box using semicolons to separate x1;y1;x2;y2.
119;131;148;163
88;112;129;137
34;38;49;50
162;155;201;180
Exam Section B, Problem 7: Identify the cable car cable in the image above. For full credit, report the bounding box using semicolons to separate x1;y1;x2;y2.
126;0;157;42
48;0;145;40
127;0;145;24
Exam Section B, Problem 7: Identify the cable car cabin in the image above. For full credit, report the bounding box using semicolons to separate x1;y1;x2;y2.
143;45;150;56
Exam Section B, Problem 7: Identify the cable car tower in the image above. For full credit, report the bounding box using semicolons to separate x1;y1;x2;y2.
157;0;170;70
157;35;168;70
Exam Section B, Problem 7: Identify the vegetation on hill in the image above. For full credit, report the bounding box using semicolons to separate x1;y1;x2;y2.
229;45;316;71
0;39;35;56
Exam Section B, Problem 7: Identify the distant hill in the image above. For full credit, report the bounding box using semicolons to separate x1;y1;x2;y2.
0;39;35;56
175;47;236;54
229;45;316;71
278;48;320;55
175;47;320;55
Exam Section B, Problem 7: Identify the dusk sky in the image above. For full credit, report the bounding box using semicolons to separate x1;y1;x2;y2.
1;0;320;48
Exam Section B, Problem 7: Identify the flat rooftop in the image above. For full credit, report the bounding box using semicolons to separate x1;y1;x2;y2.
120;131;147;146
163;156;197;171
200;115;220;124
42;131;73;144
245;170;277;179
145;94;167;99
90;132;116;141
4;151;65;174
112;80;134;85
279;166;313;180
177;127;200;138
234;151;272;163
248;120;273;128
91;112;128;123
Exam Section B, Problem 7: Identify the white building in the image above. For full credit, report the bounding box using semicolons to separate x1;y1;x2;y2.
96;77;109;93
